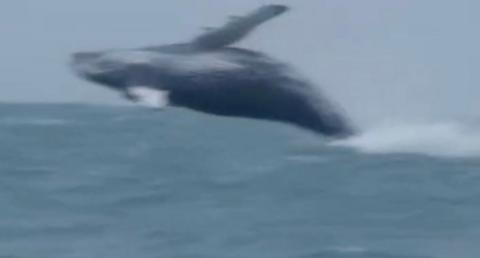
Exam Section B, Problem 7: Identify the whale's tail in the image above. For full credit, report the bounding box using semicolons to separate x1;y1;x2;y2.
190;5;289;51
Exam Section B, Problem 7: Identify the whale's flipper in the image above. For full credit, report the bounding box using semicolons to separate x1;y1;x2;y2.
191;5;289;51
125;86;170;109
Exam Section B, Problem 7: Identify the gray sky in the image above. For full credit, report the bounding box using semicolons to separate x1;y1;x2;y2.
1;0;479;125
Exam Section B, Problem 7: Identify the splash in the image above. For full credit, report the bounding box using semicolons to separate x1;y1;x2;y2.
331;121;480;158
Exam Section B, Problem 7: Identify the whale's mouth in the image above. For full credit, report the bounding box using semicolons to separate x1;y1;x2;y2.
70;52;100;78
70;51;126;83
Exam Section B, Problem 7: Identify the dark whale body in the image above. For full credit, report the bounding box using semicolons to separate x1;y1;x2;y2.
160;46;353;137
71;5;355;137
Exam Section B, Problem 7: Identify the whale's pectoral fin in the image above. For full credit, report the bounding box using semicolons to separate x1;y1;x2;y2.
124;86;170;109
191;5;289;51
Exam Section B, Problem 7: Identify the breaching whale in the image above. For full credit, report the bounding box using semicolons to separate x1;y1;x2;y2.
70;5;355;137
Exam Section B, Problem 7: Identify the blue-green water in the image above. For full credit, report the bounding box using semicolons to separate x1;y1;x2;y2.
1;104;480;258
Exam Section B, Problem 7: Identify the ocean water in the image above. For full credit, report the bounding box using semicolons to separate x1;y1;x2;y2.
1;103;480;258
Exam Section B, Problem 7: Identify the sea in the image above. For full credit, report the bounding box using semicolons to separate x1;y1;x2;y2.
1;103;480;258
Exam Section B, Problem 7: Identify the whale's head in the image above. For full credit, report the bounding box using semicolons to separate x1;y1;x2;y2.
71;48;246;91
70;50;133;90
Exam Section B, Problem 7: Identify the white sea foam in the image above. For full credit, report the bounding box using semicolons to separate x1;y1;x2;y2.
331;121;480;158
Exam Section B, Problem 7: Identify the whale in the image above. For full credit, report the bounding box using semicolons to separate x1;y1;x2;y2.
70;5;355;137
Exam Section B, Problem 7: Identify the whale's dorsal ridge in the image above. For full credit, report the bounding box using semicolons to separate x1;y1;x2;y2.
190;5;289;51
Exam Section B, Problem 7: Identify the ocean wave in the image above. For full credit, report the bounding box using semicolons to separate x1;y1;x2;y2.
331;121;480;158
0;118;71;126
305;247;430;258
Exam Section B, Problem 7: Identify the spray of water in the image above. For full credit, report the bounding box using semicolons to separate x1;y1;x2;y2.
332;121;480;158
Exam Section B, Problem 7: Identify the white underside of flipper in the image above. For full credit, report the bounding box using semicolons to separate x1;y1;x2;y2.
126;86;170;109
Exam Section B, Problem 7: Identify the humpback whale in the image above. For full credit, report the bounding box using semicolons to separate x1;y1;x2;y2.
70;5;355;137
